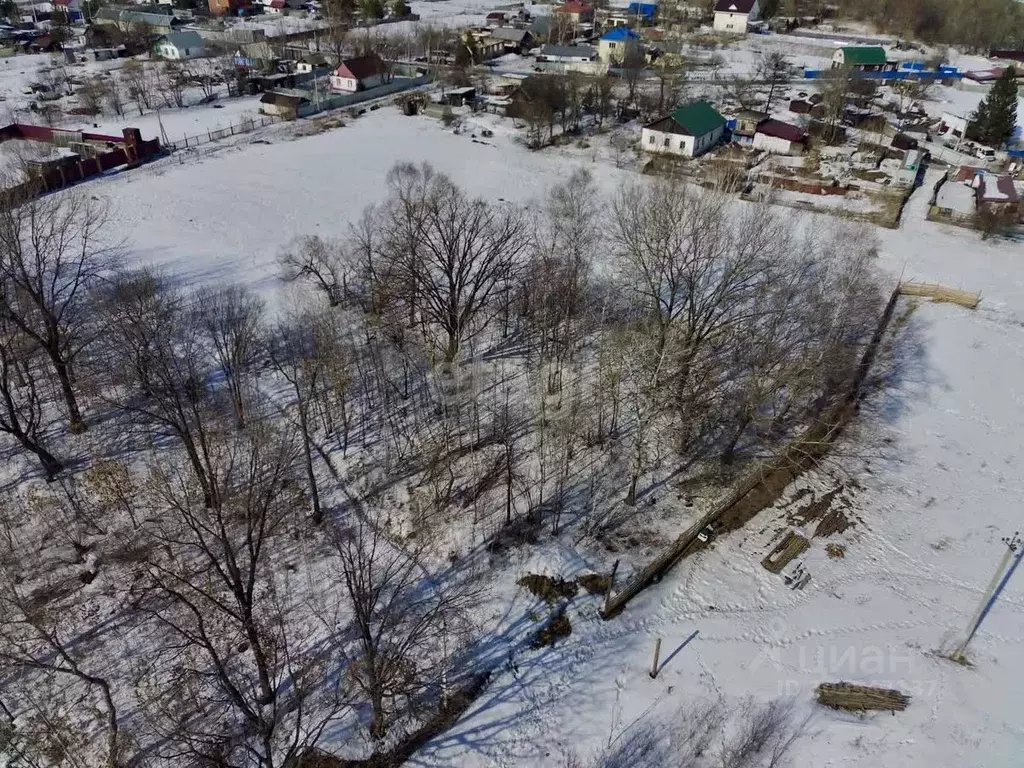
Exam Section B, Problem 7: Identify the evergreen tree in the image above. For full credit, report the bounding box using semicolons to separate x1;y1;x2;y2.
966;66;1019;146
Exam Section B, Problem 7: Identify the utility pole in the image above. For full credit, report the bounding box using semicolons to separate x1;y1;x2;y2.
952;532;1021;662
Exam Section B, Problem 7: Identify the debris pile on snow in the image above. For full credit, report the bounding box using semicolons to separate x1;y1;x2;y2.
816;682;911;712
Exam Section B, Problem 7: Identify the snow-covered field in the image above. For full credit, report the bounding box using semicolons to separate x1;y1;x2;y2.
59;104;1024;766
2;12;1024;765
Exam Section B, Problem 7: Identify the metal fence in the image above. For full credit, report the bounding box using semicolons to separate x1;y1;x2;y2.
169;114;282;151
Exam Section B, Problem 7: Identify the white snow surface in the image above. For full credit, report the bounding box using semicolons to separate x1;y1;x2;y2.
71;104;1024;766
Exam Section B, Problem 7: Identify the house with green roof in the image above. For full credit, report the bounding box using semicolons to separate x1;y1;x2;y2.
830;46;895;72
641;100;727;157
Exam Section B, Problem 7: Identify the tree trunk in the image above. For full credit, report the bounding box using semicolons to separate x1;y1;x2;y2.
19;434;63;480
625;473;638;507
298;401;323;525
53;357;85;433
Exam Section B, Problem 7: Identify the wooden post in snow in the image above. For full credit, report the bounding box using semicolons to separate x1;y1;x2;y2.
604;559;620;615
649;637;662;679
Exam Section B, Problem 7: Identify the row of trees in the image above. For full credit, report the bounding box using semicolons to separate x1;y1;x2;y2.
836;0;1024;51
0;163;883;764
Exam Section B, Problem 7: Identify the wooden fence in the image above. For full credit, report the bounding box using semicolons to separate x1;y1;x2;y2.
601;286;904;619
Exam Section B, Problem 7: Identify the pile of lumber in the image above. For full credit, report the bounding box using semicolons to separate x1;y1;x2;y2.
816;682;911;712
898;282;980;309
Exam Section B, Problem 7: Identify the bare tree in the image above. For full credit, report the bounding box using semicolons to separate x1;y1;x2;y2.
120;59;153;114
520;167;597;395
0;191;112;432
269;309;343;525
278;235;359;307
0;544;123;767
157;60;187;108
98;270;225;506
758;51;790;114
139;424;346;766
335;513;475;739
0;320;63;479
195;284;265;430
368;164;532;363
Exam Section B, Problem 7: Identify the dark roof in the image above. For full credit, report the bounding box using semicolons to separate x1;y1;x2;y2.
490;27;531;43
157;31;203;50
838;46;887;66
261;90;308;106
756;119;804;143
714;0;757;13
540;43;597;59
336;55;383;80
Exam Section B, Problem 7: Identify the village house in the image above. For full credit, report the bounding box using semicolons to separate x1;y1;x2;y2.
538;43;598;64
209;0;250;16
960;66;1024;91
752;119;806;155
598;27;641;64
487;27;535;54
260;89;309;119
94;7;182;34
330;55;385;92
51;0;84;23
731;109;768;145
555;2;595;26
152;31;205;60
956;166;1021;214
712;0;759;33
296;53;329;73
626;2;658;22
485;11;510;26
642;100;727;158
830;46;894;72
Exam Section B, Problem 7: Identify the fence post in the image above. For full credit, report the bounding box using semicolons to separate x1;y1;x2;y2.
208;129;212;142
649;637;662;679
603;559;619;615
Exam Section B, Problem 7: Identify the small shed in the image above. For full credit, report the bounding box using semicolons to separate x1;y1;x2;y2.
260;89;310;119
893;149;923;187
443;87;476;107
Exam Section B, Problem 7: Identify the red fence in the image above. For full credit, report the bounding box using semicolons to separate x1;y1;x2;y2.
0;123;162;204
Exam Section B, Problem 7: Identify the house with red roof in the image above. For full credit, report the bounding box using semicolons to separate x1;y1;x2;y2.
330;55;386;93
556;2;595;24
752;119;807;155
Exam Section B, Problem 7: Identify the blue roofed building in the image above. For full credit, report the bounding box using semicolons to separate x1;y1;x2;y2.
626;2;657;20
598;27;641;64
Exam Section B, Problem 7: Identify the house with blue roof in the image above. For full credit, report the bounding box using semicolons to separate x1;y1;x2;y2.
598;27;641;64
626;2;657;21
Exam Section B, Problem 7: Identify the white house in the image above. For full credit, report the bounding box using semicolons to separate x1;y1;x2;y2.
712;0;759;33
152;31;205;60
597;27;641;64
751;119;806;155
641;100;727;158
296;53;329;73
330;55;385;93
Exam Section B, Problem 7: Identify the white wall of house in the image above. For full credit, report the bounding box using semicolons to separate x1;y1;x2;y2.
330;73;383;92
598;38;637;63
712;0;757;32
154;42;204;59
641;124;724;157
752;132;800;154
712;10;748;32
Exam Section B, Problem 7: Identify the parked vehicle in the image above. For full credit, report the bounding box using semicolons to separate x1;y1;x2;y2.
696;524;717;544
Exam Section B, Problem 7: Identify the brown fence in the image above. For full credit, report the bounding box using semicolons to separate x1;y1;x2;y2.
0;123;162;206
601;286;904;619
